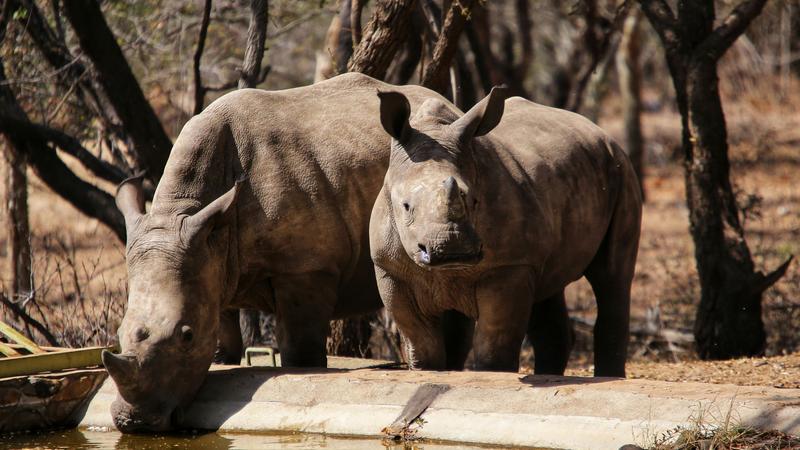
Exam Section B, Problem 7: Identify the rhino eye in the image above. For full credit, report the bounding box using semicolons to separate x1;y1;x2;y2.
402;202;410;212
181;325;194;343
134;327;149;343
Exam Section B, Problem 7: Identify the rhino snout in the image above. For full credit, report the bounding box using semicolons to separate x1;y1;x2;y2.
416;230;482;269
111;397;174;433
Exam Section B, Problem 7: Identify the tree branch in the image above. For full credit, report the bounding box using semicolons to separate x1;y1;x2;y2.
637;0;680;52
420;0;476;94
239;0;269;89
348;0;417;79
193;0;213;115
696;0;768;62
0;113;127;184
0;293;60;347
351;0;364;46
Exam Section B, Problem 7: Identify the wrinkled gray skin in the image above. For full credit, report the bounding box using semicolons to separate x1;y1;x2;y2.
370;88;642;376
105;73;448;432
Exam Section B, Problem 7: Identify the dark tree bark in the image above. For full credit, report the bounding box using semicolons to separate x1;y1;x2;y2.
1;141;31;300
323;0;355;77
348;0;417;79
420;0;476;94
616;8;645;198
0;3;31;300
327;316;373;359
193;0;213;115
0;114;127;184
565;1;627;113
239;0;269;89
639;0;791;359
351;0;365;46
63;0;172;184
465;5;501;96
386;11;423;85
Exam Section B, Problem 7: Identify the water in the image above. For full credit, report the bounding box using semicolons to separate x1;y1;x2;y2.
0;429;523;449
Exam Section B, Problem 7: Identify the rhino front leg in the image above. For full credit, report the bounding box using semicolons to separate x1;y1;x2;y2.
375;267;446;370
472;266;534;372
273;272;337;367
528;291;574;375
215;308;244;365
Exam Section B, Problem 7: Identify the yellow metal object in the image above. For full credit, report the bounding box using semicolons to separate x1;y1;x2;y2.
0;346;112;379
244;347;279;367
0;321;44;354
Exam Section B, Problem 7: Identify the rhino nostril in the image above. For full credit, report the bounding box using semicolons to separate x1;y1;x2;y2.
418;243;427;254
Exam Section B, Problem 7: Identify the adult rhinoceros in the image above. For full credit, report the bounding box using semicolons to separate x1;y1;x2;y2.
104;73;450;432
370;87;642;377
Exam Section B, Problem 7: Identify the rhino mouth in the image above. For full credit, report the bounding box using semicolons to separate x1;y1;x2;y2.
417;244;483;268
111;398;177;433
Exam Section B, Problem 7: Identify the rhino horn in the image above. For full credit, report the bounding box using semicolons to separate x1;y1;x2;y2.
116;173;146;228
102;350;139;398
451;85;509;140
444;177;465;220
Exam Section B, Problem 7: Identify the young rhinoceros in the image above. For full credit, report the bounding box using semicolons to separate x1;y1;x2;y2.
103;73;448;432
370;87;642;376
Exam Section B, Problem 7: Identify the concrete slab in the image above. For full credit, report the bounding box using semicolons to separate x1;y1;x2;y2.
79;366;800;450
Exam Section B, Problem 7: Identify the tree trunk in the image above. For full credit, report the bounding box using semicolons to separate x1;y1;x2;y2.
327;317;373;358
683;59;790;359
348;0;417;79
239;0;269;89
639;0;788;360
1;140;31;300
193;0;213;115
420;0;476;94
63;0;172;184
615;8;644;197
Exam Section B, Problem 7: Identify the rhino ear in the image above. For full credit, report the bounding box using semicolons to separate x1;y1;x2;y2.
183;178;245;240
451;86;509;140
377;90;411;141
116;173;146;230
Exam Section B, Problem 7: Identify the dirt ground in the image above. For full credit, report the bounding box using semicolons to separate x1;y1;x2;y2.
2;74;800;391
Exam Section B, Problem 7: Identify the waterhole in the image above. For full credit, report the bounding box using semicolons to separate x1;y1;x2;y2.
0;429;547;449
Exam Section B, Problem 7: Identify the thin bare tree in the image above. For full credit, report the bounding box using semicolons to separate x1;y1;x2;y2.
348;0;417;79
616;6;645;197
639;0;792;359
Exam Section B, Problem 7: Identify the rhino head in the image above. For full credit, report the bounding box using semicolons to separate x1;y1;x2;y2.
377;87;508;270
104;174;241;432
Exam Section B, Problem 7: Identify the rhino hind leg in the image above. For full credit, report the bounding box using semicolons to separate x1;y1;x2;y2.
442;310;474;370
528;291;574;375
584;174;642;378
215;308;244;365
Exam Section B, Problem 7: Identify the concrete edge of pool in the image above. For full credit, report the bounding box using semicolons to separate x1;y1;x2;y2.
77;366;800;450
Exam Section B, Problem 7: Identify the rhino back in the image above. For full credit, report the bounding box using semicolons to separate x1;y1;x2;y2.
152;74;443;298
478;98;635;293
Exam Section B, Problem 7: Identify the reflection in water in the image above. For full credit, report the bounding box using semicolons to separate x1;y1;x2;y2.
0;429;525;450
